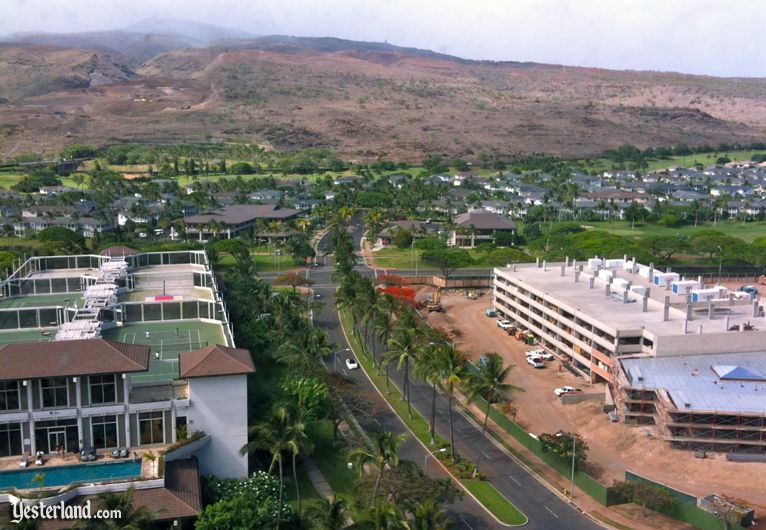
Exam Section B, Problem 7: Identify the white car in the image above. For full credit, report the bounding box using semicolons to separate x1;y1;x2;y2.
526;349;554;361
554;386;582;397
345;357;359;370
527;357;545;368
497;319;513;330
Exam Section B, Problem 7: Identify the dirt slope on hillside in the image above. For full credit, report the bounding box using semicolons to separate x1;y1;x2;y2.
1;42;765;160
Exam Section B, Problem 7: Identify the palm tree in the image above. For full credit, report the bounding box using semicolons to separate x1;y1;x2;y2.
287;412;313;514
414;343;443;445
302;495;348;530
436;344;467;460
360;500;409;530
275;327;332;376
373;293;397;377
466;353;522;436
73;487;154;529
348;431;408;505
385;325;419;418
31;472;45;491
410;498;449;530
240;405;295;528
142;450;157;477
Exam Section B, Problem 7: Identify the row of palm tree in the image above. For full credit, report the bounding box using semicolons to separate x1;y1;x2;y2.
334;227;522;468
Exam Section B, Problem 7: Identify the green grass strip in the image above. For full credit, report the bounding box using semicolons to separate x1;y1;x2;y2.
339;308;527;526
463;480;528;525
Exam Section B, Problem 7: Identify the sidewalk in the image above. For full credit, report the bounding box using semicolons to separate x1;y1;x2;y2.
303;456;334;500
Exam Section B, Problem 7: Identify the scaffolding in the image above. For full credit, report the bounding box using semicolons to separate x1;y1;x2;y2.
657;388;766;452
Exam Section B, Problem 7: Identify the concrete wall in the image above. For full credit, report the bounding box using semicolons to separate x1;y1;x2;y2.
186;374;248;478
561;392;606;405
655;329;766;357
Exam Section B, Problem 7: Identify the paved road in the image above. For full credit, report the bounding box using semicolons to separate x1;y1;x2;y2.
305;222;499;528
268;221;601;529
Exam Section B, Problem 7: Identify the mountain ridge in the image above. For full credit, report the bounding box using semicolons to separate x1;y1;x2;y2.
0;29;765;161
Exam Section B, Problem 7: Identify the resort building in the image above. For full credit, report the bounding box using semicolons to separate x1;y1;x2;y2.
493;257;766;452
0;249;253;504
182;204;300;241
449;211;516;248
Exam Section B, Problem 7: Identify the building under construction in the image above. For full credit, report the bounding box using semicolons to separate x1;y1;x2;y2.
493;256;766;452
617;353;766;452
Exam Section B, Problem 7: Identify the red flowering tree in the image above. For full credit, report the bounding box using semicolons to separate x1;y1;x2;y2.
378;285;418;307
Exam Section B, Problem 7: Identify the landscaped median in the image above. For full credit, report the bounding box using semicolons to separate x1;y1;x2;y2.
338;308;528;527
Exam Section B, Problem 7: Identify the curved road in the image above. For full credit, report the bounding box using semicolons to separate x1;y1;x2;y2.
266;219;602;529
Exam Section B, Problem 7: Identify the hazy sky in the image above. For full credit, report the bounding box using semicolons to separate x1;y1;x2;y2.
2;0;765;77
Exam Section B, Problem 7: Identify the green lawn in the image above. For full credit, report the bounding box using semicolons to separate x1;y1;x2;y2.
580;220;766;242
217;252;295;272
308;420;358;504
339;308;528;526
374;247;495;270
581;149;766;173
373;247;527;271
285;465;323;512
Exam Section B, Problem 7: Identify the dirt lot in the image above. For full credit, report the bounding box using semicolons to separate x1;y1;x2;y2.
421;288;766;512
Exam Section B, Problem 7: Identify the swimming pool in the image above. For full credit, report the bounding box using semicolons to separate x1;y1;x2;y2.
0;460;142;491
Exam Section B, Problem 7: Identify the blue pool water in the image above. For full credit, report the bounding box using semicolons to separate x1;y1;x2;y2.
0;460;142;490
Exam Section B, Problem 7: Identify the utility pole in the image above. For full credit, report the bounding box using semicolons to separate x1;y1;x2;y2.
570;435;576;501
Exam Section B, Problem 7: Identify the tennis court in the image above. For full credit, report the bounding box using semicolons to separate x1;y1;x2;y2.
0;293;83;309
0;328;56;344
102;321;228;384
118;287;213;303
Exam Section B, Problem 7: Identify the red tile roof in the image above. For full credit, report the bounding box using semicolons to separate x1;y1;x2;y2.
179;344;255;378
32;458;201;529
99;245;139;257
0;339;149;381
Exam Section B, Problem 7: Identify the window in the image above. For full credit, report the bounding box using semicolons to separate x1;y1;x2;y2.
91;415;118;449
90;375;117;404
0;423;22;457
0;381;19;411
139;411;165;445
41;377;68;408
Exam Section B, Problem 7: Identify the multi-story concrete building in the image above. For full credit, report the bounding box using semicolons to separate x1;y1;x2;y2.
493;257;766;452
0;249;253;484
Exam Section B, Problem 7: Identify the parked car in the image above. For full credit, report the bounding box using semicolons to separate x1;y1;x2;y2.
739;285;758;295
527;356;545;368
497;319;513;330
527;349;554;361
554;386;582;397
485;308;497;317
345;357;359;370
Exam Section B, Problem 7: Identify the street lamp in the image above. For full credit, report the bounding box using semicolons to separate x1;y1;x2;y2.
333;348;351;373
275;249;282;275
424;447;447;474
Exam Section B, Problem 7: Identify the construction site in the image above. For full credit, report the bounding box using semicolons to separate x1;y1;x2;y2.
418;283;766;513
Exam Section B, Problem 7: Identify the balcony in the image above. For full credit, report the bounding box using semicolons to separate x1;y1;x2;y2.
129;382;188;404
